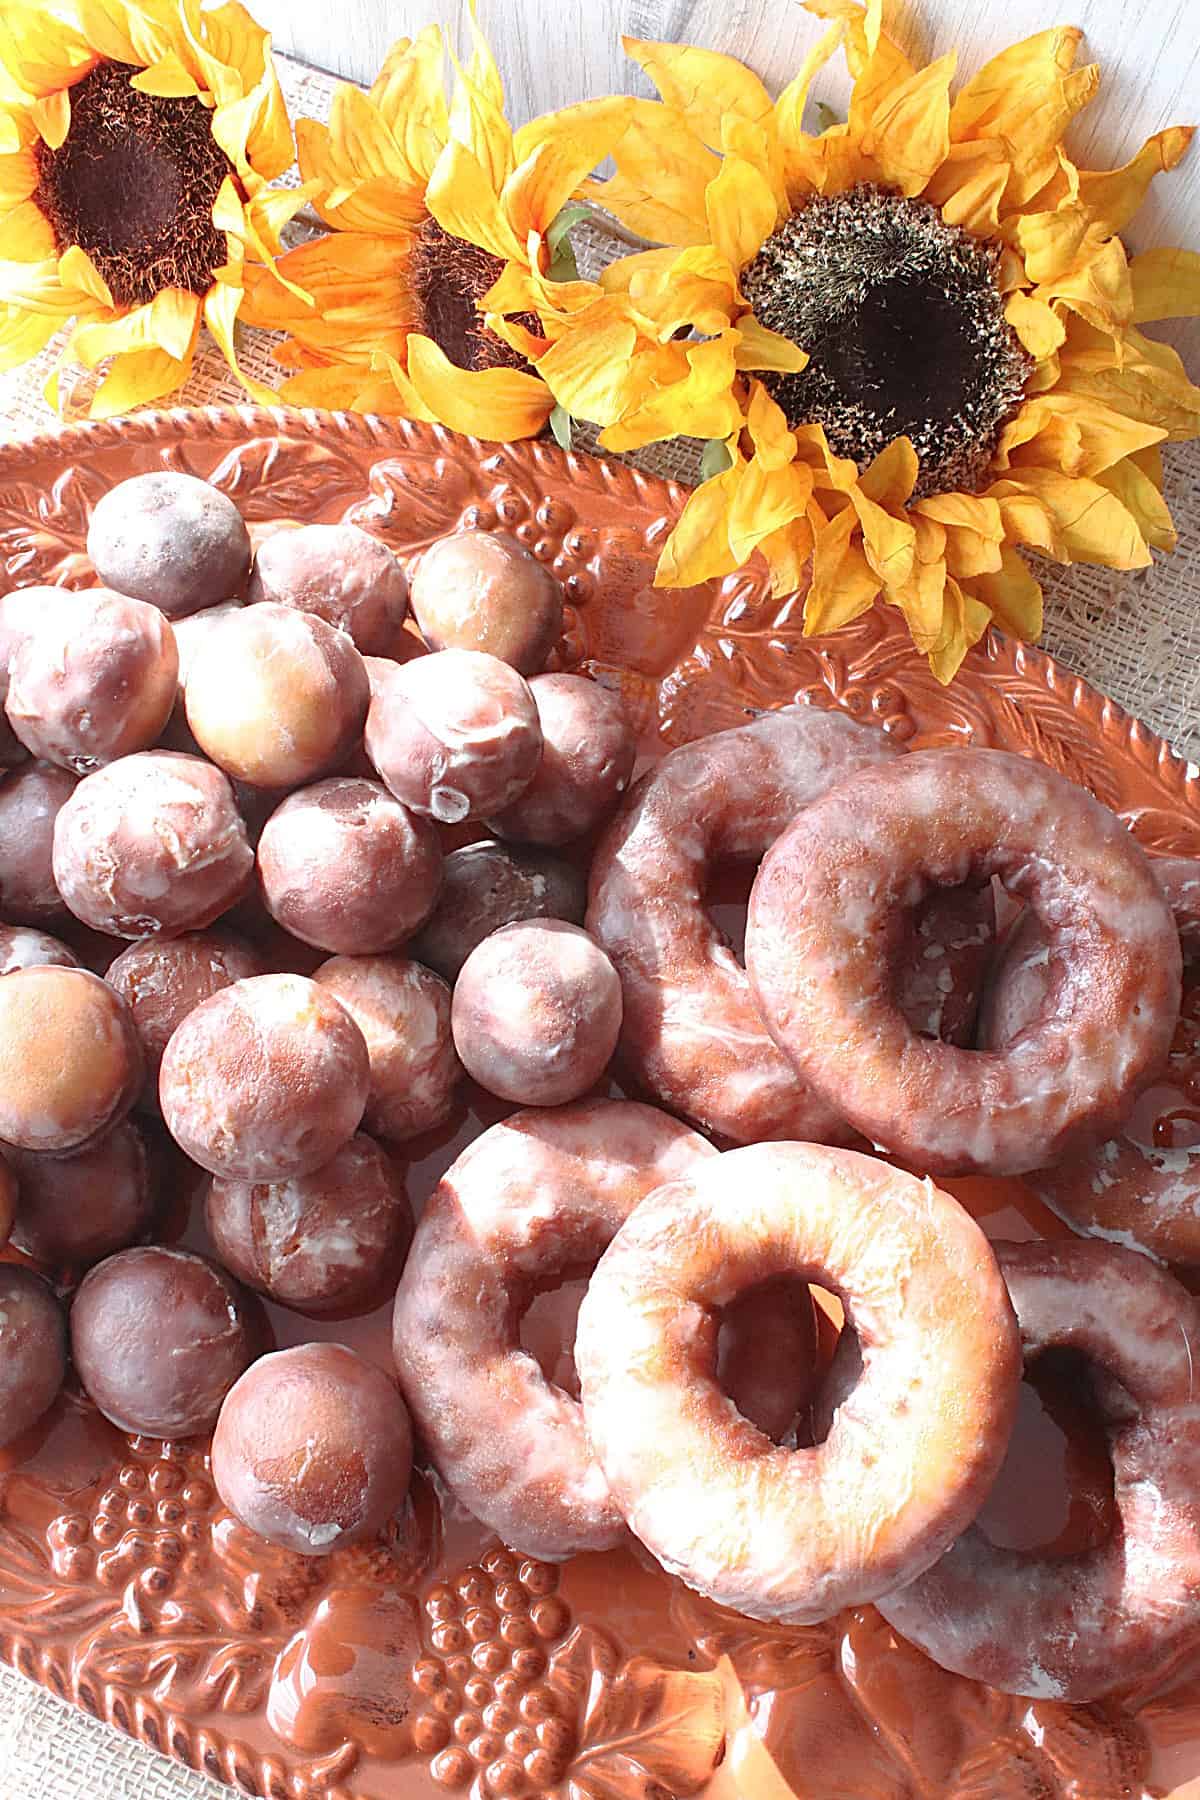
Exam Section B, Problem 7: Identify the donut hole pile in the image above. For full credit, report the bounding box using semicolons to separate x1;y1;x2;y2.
0;468;1196;1719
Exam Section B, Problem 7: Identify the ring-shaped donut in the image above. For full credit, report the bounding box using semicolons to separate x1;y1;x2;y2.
587;708;992;1145
878;1238;1200;1700
980;857;1200;1263
745;748;1181;1175
390;1100;815;1558
575;1142;1020;1622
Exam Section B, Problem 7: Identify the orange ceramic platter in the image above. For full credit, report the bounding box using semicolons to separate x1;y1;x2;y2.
1;406;1199;1800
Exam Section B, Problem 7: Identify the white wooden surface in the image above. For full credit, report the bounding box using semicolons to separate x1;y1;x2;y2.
254;0;1200;254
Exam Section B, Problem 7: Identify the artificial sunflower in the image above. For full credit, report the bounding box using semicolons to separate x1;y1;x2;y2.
241;11;632;440
509;0;1200;681
0;0;305;416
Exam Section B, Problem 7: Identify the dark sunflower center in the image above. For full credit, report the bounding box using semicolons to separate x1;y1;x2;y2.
409;216;537;374
33;59;234;309
742;185;1032;499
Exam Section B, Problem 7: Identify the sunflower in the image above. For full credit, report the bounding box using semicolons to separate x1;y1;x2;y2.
0;0;306;417
241;11;633;441
511;0;1200;681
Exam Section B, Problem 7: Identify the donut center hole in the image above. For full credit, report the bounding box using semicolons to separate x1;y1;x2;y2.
704;859;756;961
974;1348;1117;1556
520;1272;591;1400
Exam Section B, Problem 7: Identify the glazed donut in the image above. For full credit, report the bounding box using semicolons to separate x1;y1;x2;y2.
575;1142;1021;1623
586;708;992;1146
878;1238;1200;1700
980;856;1200;1262
391;1101;817;1558
745;749;1181;1175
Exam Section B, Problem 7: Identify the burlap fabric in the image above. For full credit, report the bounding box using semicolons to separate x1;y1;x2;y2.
0;47;1199;1800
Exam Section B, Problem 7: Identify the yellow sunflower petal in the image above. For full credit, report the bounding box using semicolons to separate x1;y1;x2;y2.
30;88;70;151
445;3;514;198
405;332;553;440
1004;290;1066;358
584;101;719;246
1036;235;1133;336
426;136;523;262
70;299;164;367
149;287;203;361
203;280;279;403
745;381;800;469
914;491;1005;577
536;307;639;425
58;245;114;308
0;198;55;260
0;303;59;369
937;160;1010;234
602;245;739;338
326;81;414;192
928;577;991;685
367;26;448;184
1012;205;1095;286
72;0;165;66
0;256;79;312
859;436;918;508
89;340;196;419
1128;248;1200;323
966;543;1043;640
758;518;816;598
727;456;814;563
1095;448;1176;554
130;53;202;99
998;391;1166;478
949;27;1098;203
889;547;950;654
806;508;882;634
856;52;956;197
0;7;95;99
278;363;386;410
1077;126;1194;237
704;154;778;273
733;314;808;374
599;333;744;452
299;120;427;235
654;458;744;588
499;100;634;244
774;21;843;204
622;36;773;150
1056;322;1200;438
0;146;37;207
988;466;1151;569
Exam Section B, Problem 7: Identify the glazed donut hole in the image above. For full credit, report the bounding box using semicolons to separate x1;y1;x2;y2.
171;601;244;691
0;762;76;922
105;929;267;1109
86;472;252;618
257;777;443;955
0;965;141;1152
488;674;637;846
451;921;622;1106
0;925;79;975
0;1265;68;1447
410;530;564;675
9;1117;157;1269
212;1342;414;1554
0;586;73;770
52;751;254;939
204;1132;413;1316
364;649;542;824
312;955;463;1141
158;972;370;1181
70;1246;259;1438
5;589;178;773
410;839;587;983
248;523;409;656
185;603;370;789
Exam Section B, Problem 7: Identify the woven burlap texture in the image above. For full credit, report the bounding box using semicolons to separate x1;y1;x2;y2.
1;47;1199;1800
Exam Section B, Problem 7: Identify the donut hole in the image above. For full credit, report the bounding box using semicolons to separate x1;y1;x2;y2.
519;1269;591;1400
704;858;756;961
974;1347;1118;1557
